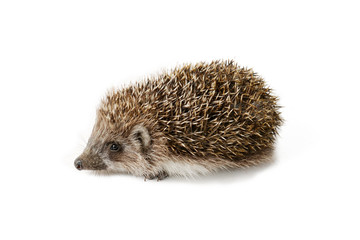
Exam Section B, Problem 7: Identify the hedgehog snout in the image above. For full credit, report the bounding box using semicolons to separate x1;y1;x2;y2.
74;158;83;170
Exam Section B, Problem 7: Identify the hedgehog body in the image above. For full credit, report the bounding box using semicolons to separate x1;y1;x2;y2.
75;60;282;180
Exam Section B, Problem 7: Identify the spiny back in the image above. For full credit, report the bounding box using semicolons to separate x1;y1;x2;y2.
99;60;282;160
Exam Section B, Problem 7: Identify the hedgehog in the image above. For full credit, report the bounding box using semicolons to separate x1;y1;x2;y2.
74;60;282;180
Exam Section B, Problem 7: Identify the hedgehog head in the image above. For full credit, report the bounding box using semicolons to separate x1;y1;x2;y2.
74;94;159;176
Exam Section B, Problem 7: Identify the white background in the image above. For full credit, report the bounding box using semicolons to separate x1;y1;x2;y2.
0;0;359;239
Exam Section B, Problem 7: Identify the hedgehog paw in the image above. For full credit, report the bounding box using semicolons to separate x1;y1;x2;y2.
144;171;169;181
156;171;169;181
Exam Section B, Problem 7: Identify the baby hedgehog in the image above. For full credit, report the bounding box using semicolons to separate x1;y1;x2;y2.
74;60;282;180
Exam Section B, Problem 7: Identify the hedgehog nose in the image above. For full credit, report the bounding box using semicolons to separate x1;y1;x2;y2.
74;158;83;170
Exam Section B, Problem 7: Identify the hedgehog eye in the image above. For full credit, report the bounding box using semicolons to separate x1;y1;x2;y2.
109;143;121;152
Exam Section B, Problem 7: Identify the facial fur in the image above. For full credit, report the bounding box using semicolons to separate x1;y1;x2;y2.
75;113;162;178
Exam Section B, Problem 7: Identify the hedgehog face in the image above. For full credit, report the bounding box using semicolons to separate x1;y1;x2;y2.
74;123;152;176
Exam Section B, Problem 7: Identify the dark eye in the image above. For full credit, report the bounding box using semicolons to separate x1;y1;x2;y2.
109;143;121;152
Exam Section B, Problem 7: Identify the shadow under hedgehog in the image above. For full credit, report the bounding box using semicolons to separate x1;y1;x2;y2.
74;60;282;180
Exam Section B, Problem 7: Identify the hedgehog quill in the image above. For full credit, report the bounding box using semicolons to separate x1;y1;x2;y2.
74;60;282;180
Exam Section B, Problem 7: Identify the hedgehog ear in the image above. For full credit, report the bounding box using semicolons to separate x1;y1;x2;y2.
130;125;151;152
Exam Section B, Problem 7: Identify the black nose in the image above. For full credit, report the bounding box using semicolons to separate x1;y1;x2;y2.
74;158;83;170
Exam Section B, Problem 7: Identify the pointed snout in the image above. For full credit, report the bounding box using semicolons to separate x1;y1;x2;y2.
73;154;107;171
74;158;83;171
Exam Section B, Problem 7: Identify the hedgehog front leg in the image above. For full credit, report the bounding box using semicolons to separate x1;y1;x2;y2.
143;171;169;181
156;171;169;181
